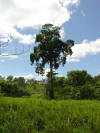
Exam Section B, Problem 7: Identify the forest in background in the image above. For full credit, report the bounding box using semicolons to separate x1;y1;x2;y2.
0;70;100;100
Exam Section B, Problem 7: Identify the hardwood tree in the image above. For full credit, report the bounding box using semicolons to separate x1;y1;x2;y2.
30;24;74;99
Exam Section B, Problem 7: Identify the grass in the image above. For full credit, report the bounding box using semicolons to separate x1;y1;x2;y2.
0;97;100;133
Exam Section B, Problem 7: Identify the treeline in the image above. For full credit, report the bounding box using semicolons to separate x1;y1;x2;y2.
0;76;44;97
0;70;100;99
46;70;100;100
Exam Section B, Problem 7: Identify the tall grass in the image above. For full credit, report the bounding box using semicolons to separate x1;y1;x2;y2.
0;97;100;133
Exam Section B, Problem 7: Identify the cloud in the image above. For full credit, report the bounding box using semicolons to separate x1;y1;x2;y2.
81;10;85;17
14;74;35;80
0;73;3;77
68;39;100;62
10;28;35;45
0;28;35;45
0;59;5;62
60;27;65;39
0;54;18;60
0;0;80;44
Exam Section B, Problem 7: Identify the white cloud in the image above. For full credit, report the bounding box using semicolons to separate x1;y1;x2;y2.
59;0;80;7
68;39;100;62
0;73;3;77
10;28;35;45
60;27;65;39
0;54;18;60
14;74;35;80
0;0;80;44
19;34;35;45
0;28;35;45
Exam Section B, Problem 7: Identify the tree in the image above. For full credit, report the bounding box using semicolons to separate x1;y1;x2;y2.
80;85;95;99
14;77;25;87
94;75;100;84
30;24;74;99
54;77;65;87
0;75;4;81
95;88;100;100
6;75;13;82
67;70;93;87
0;81;29;97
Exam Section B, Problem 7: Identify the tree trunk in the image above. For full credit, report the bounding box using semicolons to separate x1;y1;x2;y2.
49;61;54;99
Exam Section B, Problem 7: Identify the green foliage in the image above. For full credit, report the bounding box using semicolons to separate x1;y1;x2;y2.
14;77;25;87
0;75;5;81
30;24;74;74
0;81;29;97
94;75;100;82
95;88;100;100
30;24;74;99
54;77;65;87
94;76;100;99
52;70;98;100
0;97;100;133
67;70;94;87
25;82;45;98
1;70;100;100
55;85;73;99
6;75;13;82
80;85;95;99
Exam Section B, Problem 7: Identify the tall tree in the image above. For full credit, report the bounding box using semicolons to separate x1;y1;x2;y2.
30;24;74;99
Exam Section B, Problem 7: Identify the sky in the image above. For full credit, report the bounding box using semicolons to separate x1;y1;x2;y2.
0;0;100;80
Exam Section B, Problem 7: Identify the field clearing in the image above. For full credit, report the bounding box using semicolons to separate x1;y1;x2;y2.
0;97;100;133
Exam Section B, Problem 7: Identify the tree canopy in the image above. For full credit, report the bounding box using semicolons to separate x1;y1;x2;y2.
30;24;74;99
67;70;94;87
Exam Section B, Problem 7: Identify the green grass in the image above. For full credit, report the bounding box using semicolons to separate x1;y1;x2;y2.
0;97;100;133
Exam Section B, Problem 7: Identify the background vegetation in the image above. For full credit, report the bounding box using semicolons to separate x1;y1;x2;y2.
0;70;100;100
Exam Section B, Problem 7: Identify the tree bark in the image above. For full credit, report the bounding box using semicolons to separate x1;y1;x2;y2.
49;61;54;99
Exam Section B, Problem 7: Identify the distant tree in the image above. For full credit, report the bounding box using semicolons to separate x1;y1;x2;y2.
54;77;65;87
67;70;93;87
94;75;100;100
26;79;37;84
80;85;95;99
14;77;25;87
6;75;13;82
30;24;74;99
95;88;100;100
94;75;100;83
0;81;29;97
0;75;4;81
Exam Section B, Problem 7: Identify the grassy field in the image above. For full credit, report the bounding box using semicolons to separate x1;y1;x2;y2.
0;97;100;133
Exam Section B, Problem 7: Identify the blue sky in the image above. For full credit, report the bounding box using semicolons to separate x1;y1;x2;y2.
0;0;100;80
